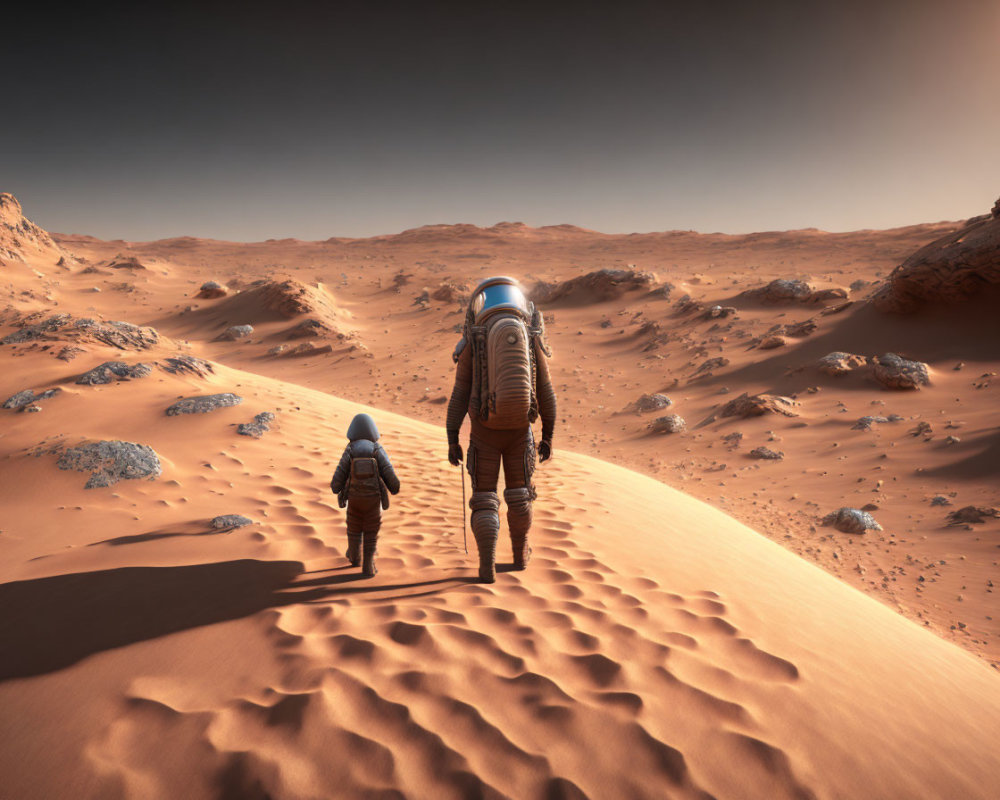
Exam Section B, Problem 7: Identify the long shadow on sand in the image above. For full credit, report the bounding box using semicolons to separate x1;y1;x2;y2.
0;559;318;682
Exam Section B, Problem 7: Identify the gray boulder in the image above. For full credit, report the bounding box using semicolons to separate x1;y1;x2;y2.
633;393;672;413
211;514;253;529
852;415;889;431
166;393;243;415
749;446;784;460
198;281;228;299
76;361;153;385
818;352;867;376
218;324;253;341
649;414;686;434
237;411;276;438
57;440;162;489
872;353;930;390
159;355;214;377
822;507;883;534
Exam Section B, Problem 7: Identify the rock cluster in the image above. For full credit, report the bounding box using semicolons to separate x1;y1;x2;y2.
166;393;243;415
76;361;153;385
822;507;883;534
749;447;784;460
3;388;62;410
947;506;1000;525
649;414;686;434
0;314;159;350
57;440;162;489
720;392;800;418
237;411;276;438
872;197;1000;312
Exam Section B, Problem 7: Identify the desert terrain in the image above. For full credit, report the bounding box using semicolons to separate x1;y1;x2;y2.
1;191;999;799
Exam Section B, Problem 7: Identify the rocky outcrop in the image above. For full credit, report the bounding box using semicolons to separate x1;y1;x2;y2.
238;278;338;318
758;336;786;350
872;198;1000;312
0;192;65;264
871;353;930;390
3;388;61;410
532;269;657;305
237;411;275;438
744;279;847;305
159;355;214;377
818;352;867;376
0;314;159;350
103;255;147;270
286;318;329;339
198;280;228;299
947;506;1000;525
720;392;800;418
76;361;153;385
822;507;882;534
166;393;243;415
57;440;162;489
649;414;686;434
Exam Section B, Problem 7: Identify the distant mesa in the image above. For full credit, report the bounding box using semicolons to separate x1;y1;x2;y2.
532;268;658;305
0;312;160;351
56;440;162;489
872;195;1000;312
166;393;243;415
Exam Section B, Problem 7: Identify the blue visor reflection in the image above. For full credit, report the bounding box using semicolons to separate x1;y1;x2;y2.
473;283;528;321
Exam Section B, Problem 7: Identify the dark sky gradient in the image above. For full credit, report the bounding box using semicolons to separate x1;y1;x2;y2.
4;1;999;240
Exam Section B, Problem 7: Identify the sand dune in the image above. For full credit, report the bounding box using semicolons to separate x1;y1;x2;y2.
2;194;1000;798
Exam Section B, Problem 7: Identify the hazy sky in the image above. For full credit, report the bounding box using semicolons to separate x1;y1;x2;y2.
5;1;999;240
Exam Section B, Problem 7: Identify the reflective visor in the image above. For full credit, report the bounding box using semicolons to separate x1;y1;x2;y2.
471;283;528;322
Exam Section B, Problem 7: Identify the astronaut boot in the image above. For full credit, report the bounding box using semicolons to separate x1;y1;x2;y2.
361;532;378;577
470;491;501;583
504;487;534;570
346;532;362;567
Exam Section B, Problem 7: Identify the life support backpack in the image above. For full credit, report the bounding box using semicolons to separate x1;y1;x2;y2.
464;303;550;430
348;454;381;498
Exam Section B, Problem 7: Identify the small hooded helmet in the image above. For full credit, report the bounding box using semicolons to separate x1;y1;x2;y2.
469;276;529;324
346;413;379;442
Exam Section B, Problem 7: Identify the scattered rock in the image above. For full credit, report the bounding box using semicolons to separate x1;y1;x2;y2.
852;415;889;431
3;388;62;410
198;280;228;299
930;495;952;507
758;336;786;350
237;411;276;438
808;287;849;304
818;352;867;376
674;294;703;314
872;353;930;390
217;324;253;341
872;196;1000;312
822;507;883;534
947;506;1000;525
104;254;147;270
631;393;672;413
278;342;334;358
722;432;743;448
690;357;730;380
57;440;162;489
166;393;243;415
159;355;214;377
749;446;784;460
746;279;814;303
720;392;800;418
911;421;933;437
76;361;153;385
211;514;253;529
703;305;737;319
849;279;870;292
431;281;470;303
944;435;961;445
56;346;86;362
860;503;879;512
649;414;686;434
